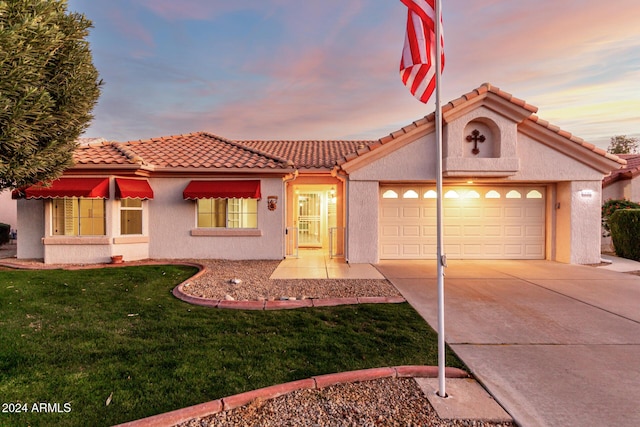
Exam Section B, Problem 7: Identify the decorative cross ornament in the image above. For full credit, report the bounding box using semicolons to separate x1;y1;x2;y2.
466;129;486;155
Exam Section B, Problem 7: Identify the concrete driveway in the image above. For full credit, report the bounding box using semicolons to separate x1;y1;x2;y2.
376;260;640;427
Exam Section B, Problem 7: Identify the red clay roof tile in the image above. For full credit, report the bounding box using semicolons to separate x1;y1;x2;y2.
239;140;374;169
603;153;640;186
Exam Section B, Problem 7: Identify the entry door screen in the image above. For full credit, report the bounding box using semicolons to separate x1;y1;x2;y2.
297;192;322;247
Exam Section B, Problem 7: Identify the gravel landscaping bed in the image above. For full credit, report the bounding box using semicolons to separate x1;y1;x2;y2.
181;259;402;301
177;377;514;427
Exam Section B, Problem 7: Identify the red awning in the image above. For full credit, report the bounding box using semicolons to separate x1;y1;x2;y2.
115;178;154;199
183;180;261;200
14;178;110;199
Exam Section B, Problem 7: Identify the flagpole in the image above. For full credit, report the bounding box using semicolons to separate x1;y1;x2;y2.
434;0;447;399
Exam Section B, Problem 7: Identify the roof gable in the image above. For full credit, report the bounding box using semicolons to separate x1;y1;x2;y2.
338;83;625;175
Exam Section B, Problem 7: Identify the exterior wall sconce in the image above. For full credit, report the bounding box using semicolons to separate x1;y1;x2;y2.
267;195;278;211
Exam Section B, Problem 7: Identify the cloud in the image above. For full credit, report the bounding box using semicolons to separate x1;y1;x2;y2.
78;0;639;151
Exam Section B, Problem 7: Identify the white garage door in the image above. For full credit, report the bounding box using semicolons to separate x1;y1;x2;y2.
380;186;546;259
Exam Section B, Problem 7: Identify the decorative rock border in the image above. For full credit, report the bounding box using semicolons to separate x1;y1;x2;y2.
113;365;469;427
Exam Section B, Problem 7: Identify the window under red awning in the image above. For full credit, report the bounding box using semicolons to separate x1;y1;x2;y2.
115;178;154;199
183;180;261;200
13;178;110;199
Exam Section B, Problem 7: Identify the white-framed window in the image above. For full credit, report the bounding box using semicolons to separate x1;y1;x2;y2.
197;198;258;228
120;199;143;235
52;197;105;236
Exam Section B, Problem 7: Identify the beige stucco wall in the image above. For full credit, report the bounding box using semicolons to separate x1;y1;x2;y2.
349;134;437;182
514;134;606;182
16;199;44;259
554;181;602;264
147;177;284;260
346;180;379;263
603;178;640;203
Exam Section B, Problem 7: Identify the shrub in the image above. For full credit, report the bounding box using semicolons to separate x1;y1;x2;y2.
602;199;640;237
0;223;9;245
609;209;640;261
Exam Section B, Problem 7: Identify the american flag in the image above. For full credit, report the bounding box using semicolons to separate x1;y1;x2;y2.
400;0;444;103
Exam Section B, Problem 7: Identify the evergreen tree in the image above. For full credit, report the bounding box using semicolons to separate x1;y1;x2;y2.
0;0;102;190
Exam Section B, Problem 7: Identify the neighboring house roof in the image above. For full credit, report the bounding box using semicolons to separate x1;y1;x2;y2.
603;153;640;187
73;132;294;171
240;140;374;169
336;83;626;170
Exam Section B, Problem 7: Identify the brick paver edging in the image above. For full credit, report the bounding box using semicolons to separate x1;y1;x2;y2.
113;365;469;427
172;282;406;310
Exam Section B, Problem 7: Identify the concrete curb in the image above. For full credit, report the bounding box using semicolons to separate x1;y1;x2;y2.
172;283;407;310
112;365;469;427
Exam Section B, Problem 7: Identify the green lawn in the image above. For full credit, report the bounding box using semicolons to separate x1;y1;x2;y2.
0;265;464;427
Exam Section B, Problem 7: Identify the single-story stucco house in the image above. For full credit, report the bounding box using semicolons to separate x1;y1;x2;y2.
13;83;625;265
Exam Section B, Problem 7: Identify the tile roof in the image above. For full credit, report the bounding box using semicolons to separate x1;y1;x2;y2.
74;133;294;170
240;140;374;169
603;153;640;186
336;83;627;168
74;141;138;165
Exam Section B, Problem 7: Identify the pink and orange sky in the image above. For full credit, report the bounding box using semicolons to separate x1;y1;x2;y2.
68;0;640;150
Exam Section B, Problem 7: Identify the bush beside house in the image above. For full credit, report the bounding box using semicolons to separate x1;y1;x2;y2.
602;199;640;237
609;209;640;261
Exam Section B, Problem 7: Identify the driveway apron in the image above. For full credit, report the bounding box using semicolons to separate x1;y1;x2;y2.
377;260;640;427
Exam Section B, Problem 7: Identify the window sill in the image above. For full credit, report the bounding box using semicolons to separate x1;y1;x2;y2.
190;228;263;237
43;236;110;245
113;236;150;244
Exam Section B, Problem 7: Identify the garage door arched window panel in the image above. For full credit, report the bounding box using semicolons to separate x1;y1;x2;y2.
506;190;522;199
424;190;437;199
463;190;480;199
444;190;460;199
382;189;399;199
526;190;543;199
403;189;419;199
485;190;501;199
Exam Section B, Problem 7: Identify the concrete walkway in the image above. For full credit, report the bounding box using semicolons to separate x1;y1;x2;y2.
270;249;385;279
376;259;640;427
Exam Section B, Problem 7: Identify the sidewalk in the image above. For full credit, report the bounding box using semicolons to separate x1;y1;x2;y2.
598;254;640;272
